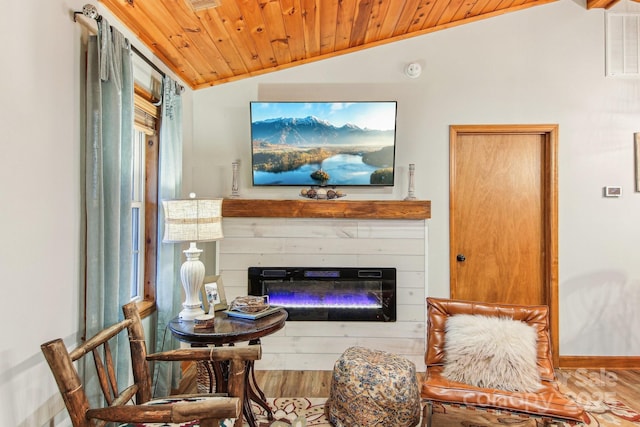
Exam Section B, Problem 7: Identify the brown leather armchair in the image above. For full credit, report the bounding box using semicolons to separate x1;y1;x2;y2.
421;297;589;426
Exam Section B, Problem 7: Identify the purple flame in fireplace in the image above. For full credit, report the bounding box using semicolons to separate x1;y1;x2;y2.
268;291;382;309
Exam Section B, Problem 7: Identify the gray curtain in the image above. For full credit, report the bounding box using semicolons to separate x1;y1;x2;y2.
85;18;134;395
153;75;184;396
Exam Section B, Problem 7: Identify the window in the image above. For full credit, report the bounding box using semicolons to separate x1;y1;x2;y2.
133;85;160;316
131;130;145;301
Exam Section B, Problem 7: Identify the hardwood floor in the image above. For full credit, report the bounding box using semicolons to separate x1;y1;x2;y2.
180;366;640;405
178;365;334;397
173;366;640;427
253;370;333;398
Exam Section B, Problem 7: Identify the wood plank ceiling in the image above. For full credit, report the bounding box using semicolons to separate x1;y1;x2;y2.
98;0;631;90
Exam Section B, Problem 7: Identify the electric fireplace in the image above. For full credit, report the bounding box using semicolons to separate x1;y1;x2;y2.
248;267;396;321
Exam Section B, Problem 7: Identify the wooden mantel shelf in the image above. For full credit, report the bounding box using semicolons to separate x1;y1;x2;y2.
222;199;431;220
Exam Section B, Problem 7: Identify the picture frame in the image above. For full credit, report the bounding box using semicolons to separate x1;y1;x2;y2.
200;275;228;312
635;133;640;192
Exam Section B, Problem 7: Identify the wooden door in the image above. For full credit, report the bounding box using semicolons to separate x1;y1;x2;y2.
449;125;559;360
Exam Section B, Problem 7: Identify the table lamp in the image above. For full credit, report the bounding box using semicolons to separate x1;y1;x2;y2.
162;196;223;320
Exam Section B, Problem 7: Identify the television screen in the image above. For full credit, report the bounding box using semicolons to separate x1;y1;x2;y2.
250;101;397;187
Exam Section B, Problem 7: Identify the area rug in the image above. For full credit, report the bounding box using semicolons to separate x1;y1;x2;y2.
248;396;640;427
249;398;330;426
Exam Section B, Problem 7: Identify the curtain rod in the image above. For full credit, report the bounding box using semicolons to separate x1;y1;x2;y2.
131;44;166;80
74;4;185;93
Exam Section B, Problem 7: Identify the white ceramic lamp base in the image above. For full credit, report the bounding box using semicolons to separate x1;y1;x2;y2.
179;242;206;321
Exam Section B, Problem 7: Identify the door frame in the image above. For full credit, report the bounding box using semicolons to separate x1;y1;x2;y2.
449;124;559;364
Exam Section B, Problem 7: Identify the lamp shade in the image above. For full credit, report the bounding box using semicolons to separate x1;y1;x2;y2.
162;198;223;243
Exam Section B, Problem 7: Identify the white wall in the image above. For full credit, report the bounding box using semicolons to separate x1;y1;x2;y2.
0;1;192;425
0;2;84;425
192;0;640;359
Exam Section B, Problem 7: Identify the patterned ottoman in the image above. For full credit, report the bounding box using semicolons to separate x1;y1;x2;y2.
326;346;421;427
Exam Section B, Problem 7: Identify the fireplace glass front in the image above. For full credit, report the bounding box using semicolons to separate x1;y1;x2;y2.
248;267;396;321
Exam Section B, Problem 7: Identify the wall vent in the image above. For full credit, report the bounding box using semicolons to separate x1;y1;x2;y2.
606;12;640;76
187;0;221;11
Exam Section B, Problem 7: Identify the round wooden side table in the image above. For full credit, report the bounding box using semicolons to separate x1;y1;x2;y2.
168;309;287;427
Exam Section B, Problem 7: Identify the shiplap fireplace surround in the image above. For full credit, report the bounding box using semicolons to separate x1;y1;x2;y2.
218;199;431;371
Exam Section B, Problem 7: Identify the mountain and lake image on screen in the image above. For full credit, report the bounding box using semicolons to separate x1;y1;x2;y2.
250;101;397;187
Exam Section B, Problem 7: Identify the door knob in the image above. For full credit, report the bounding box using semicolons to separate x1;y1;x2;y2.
456;254;466;262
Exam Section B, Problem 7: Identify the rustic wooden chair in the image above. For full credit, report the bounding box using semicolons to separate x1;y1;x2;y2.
421;297;590;427
41;301;261;427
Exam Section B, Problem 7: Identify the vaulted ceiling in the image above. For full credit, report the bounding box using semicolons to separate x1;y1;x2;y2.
98;0;632;90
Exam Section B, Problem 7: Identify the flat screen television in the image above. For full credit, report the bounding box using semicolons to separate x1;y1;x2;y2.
250;101;397;187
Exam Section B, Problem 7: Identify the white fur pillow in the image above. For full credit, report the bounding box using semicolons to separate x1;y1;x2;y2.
442;314;541;392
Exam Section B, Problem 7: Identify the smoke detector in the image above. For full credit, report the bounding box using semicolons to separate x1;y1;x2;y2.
405;63;422;78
